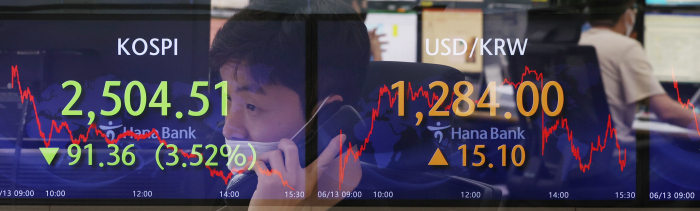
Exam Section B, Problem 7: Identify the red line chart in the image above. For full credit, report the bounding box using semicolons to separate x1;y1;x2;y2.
337;80;456;190
19;63;694;189
502;66;626;172
337;66;631;190
204;155;294;190
671;67;700;136
10;65;292;188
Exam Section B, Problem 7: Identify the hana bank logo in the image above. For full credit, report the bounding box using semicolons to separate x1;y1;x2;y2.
97;117;196;140
99;121;123;140
428;122;451;144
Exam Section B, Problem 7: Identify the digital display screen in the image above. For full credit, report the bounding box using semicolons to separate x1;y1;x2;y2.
0;16;636;202
644;13;700;83
647;0;700;6
0;18;234;199
646;14;700;201
317;53;636;200
365;11;418;62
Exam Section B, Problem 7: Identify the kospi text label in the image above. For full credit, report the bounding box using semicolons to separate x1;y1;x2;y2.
118;38;178;56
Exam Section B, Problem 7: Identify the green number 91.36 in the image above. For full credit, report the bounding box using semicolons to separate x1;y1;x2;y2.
67;143;136;167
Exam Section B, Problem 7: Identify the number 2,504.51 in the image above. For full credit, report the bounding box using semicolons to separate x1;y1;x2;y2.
61;80;228;117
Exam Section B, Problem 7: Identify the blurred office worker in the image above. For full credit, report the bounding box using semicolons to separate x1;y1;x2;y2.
579;0;696;143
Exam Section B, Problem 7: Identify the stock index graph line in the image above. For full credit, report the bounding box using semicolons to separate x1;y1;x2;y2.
337;81;449;190
10;65;293;189
337;79;458;190
502;66;626;172
337;66;630;190
671;67;700;136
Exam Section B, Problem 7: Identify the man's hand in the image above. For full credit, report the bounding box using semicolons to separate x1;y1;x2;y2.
249;134;348;210
368;28;387;61
648;94;696;128
251;138;304;199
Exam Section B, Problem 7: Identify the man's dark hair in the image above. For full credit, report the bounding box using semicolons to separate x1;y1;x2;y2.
587;0;635;27
210;0;370;112
339;0;356;6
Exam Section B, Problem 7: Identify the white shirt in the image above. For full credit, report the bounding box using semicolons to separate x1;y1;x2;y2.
579;28;666;143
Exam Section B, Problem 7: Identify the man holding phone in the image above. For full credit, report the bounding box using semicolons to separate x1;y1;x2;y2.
209;0;369;207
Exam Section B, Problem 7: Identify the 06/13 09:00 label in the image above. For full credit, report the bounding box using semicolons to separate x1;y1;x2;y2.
0;190;35;197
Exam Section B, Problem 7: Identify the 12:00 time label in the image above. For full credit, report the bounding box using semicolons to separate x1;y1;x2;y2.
133;190;153;198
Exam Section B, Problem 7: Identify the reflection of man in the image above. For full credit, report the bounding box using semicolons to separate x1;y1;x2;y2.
209;0;368;207
580;0;696;143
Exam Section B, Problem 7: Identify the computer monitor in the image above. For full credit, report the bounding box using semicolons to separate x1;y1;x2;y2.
421;8;483;73
365;11;418;62
647;0;700;6
644;13;700;82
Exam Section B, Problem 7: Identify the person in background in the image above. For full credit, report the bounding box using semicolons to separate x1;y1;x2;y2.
580;0;696;143
344;0;386;61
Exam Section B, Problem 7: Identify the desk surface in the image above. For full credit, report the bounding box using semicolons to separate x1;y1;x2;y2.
633;119;690;134
633;110;699;139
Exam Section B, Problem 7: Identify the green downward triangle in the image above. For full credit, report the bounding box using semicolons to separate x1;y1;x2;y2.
39;148;59;165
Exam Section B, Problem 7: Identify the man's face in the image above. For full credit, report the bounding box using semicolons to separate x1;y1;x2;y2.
220;62;306;143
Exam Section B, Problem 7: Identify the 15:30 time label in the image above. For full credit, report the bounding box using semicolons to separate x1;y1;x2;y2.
60;80;229;118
